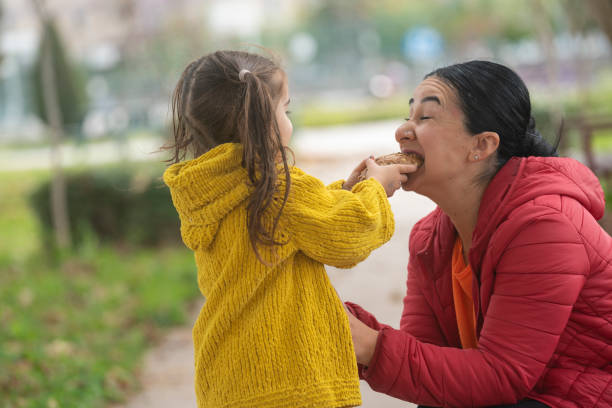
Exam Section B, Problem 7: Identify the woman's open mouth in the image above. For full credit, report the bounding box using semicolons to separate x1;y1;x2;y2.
400;150;425;168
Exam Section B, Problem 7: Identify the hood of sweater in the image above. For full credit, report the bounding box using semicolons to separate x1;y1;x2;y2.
163;143;250;251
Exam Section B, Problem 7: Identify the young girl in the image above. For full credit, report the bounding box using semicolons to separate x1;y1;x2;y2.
162;50;415;408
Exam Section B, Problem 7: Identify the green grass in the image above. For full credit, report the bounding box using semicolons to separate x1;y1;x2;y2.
0;171;48;262
0;168;199;408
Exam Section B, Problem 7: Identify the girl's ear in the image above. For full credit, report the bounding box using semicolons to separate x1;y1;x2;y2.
470;131;500;162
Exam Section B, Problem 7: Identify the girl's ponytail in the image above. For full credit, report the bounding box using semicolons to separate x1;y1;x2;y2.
238;66;291;263
165;50;290;265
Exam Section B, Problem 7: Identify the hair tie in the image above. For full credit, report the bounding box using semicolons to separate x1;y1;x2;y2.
238;69;251;82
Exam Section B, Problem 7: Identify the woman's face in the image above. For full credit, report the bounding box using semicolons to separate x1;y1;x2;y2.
395;76;476;197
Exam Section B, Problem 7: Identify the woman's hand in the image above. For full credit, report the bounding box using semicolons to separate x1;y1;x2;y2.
345;307;379;366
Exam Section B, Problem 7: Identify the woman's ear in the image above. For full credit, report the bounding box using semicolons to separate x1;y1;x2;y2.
470;131;500;162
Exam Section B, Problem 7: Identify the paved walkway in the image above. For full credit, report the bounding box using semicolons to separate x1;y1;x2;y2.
115;121;433;407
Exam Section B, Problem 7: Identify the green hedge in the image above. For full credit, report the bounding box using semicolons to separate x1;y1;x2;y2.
29;168;181;249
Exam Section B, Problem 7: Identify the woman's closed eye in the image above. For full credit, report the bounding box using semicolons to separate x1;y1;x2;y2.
404;115;431;121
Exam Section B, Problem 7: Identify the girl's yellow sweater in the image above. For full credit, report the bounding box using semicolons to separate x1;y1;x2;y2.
163;143;394;408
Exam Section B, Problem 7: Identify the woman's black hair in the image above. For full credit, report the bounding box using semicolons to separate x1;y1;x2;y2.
426;61;559;173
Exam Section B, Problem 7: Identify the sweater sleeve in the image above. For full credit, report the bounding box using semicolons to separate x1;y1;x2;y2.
360;209;589;407
286;169;394;269
326;179;345;190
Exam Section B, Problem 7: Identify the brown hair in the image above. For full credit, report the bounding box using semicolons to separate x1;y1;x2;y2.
164;50;291;264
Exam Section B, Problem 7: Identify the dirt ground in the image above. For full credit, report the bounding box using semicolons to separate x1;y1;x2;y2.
117;127;433;408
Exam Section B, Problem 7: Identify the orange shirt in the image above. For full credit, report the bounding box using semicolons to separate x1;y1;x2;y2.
451;236;478;349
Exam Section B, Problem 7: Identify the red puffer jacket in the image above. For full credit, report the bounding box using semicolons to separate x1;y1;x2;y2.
347;157;612;407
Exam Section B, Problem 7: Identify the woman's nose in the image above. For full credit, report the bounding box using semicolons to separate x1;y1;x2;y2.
395;122;415;143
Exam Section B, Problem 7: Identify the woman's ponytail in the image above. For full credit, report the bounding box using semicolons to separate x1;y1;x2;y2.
521;116;559;158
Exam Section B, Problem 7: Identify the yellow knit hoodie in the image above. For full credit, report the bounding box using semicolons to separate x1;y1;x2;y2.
163;143;394;408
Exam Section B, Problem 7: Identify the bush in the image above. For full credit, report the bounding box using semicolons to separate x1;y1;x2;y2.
29;167;181;249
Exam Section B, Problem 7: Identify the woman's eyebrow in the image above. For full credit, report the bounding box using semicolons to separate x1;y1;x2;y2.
409;95;441;105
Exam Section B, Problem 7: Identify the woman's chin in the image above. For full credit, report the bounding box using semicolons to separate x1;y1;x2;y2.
401;181;416;191
401;172;420;191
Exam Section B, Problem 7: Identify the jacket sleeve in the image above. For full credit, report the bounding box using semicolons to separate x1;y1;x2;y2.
286;170;394;268
360;209;589;407
399;255;448;346
344;301;393;379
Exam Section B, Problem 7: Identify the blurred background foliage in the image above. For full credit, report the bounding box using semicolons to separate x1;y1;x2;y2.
31;19;88;133
29;165;181;249
1;0;612;406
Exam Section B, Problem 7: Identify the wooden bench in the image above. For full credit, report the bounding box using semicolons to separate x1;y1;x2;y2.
560;114;612;182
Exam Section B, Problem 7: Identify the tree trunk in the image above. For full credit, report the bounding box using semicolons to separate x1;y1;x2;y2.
531;0;564;151
585;0;612;45
33;0;71;249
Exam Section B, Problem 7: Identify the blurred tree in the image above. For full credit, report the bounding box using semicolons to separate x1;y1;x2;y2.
293;0;545;67
31;18;87;130
584;0;612;44
299;1;368;59
560;0;600;108
364;0;537;60
30;0;75;249
0;3;3;65
107;2;209;102
531;0;565;149
562;0;598;34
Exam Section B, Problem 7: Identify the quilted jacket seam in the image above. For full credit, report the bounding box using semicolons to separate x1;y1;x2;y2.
561;319;610;402
523;201;592;277
480;318;551;365
492;293;578;307
495;202;595;405
505;241;583;251
386;330;408;395
485;313;569;339
581;236;612;275
576;256;612;326
534;161;597;206
592;375;612;407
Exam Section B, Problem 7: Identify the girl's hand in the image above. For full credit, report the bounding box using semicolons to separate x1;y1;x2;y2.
342;157;370;191
345;307;379;366
365;159;417;197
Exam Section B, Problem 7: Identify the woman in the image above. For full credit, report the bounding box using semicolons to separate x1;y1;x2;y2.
342;61;612;407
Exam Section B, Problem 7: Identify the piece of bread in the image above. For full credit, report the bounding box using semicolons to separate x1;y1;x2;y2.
358;152;423;181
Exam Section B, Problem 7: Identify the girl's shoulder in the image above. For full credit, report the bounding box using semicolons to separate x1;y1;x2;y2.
274;165;335;209
279;165;325;190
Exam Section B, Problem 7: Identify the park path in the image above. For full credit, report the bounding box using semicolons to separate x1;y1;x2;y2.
107;120;433;408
